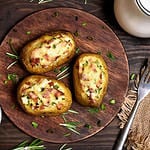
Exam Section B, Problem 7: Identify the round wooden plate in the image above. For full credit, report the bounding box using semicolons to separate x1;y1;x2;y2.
0;8;129;143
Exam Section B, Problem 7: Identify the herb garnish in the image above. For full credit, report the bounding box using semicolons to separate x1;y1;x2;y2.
26;31;31;35
4;73;19;84
12;139;46;150
59;144;72;150
82;22;87;26
109;99;116;105
75;47;80;54
60;109;80;135
60;121;80;135
6;39;19;69
56;66;70;80
107;51;115;61
130;73;136;80
32;121;38;128
30;0;53;4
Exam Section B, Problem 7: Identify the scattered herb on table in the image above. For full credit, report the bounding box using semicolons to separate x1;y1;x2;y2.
84;123;92;129
109;99;116;105
6;39;19;69
82;22;87;26
12;139;46;150
26;31;31;35
75;47;80;54
130;73;136;80
30;0;53;4
59;144;72;150
100;103;106;110
60;109;80;135
4;73;19;84
59;121;80;135
107;51;115;61
32;121;38;128
56;66;70;80
88;107;100;114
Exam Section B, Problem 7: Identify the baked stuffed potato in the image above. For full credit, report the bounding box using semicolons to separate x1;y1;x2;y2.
20;31;76;74
17;75;72;116
73;53;108;107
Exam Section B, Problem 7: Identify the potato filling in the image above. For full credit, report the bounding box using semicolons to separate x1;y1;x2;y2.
30;33;73;68
79;56;104;102
21;78;65;110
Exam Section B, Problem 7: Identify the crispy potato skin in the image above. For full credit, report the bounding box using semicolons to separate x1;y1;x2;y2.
73;53;108;107
20;31;76;74
17;75;72;116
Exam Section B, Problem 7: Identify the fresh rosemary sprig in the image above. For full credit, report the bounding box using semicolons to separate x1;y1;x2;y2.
30;0;87;4
6;39;19;69
30;0;53;4
60;109;80;135
12;139;46;150
59;144;72;150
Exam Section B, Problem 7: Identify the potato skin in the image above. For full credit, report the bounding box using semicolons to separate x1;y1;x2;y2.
73;53;108;107
20;31;76;74
17;75;72;116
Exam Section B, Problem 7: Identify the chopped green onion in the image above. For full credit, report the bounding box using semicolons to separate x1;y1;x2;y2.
107;51;115;61
32;121;38;128
130;73;136;80
7;73;18;83
82;22;87;26
88;107;99;114
84;123;92;129
26;31;31;35
75;47;80;54
100;103;106;110
109;99;116;105
74;30;79;37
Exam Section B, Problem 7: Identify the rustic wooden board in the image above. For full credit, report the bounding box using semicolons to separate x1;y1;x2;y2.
0;8;129;143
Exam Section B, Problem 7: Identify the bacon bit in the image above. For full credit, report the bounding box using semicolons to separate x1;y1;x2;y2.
30;58;40;66
56;103;63;110
28;91;38;99
42;89;50;98
89;98;97;105
54;90;64;98
43;54;50;61
39;105;45;110
48;82;54;87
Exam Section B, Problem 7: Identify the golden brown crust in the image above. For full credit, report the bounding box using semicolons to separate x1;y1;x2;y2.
20;31;76;74
73;53;108;107
17;75;72;116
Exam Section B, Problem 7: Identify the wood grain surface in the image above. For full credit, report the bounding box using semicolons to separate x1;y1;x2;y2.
0;0;150;150
0;8;128;143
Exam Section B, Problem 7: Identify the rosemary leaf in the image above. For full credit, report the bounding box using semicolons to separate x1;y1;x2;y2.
7;60;18;70
6;52;19;59
59;144;72;150
68;109;79;114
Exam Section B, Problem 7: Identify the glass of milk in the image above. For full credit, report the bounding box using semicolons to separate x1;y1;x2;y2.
114;0;150;38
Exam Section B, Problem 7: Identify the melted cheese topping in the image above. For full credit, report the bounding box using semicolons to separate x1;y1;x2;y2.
21;78;65;110
79;56;104;101
30;33;74;67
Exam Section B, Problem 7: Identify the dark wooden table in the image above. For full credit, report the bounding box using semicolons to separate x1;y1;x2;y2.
0;0;150;150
